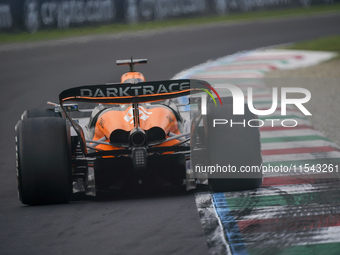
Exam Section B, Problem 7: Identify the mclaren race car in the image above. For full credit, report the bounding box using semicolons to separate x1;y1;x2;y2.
15;58;263;205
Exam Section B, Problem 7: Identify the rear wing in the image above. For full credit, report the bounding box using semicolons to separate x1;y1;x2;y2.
58;79;211;156
59;79;206;104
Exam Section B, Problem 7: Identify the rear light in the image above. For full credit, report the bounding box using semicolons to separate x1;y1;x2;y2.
132;147;147;170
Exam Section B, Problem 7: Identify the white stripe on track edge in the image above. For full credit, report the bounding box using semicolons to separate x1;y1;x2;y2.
260;129;324;138
231;203;340;221
243;226;340;248
262;170;339;178
263;151;340;163
195;193;231;255
262;140;340;150
223;182;340;199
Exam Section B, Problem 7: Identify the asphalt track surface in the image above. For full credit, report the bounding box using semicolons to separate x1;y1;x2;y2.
1;13;340;255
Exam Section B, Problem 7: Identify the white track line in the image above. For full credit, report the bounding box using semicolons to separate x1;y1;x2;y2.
195;193;231;255
263;151;340;163
231;203;340;220
243;226;340;247
260;129;324;138
262;140;340;150
223;183;340;199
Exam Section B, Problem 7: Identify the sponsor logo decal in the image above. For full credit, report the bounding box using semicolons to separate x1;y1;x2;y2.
197;81;222;106
166;115;174;124
98;117;106;129
196;81;222;115
80;82;190;97
124;106;152;124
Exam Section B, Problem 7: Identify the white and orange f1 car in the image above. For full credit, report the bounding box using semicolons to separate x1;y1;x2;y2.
15;58;263;205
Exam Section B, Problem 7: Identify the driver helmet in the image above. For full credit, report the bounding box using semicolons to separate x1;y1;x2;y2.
121;72;145;84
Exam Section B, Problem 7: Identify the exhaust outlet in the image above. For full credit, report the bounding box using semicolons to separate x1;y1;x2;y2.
129;128;147;146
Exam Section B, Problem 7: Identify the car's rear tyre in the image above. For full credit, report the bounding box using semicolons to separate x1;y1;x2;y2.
22;108;60;119
16;117;72;205
206;97;263;192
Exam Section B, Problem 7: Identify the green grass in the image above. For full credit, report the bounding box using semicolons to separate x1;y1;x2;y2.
286;35;340;53
1;3;340;44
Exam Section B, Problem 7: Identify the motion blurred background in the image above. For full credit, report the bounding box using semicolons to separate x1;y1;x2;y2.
1;0;338;33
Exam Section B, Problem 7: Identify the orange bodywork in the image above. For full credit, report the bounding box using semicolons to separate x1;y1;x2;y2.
91;105;181;151
121;72;145;84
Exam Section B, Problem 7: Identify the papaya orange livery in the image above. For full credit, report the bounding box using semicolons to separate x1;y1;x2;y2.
91;105;181;151
16;57;263;205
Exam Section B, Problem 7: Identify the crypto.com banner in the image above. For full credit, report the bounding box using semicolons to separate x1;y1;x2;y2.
0;0;122;32
1;0;339;33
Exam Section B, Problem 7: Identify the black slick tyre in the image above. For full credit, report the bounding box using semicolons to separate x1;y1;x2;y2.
205;97;263;192
16;117;72;205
